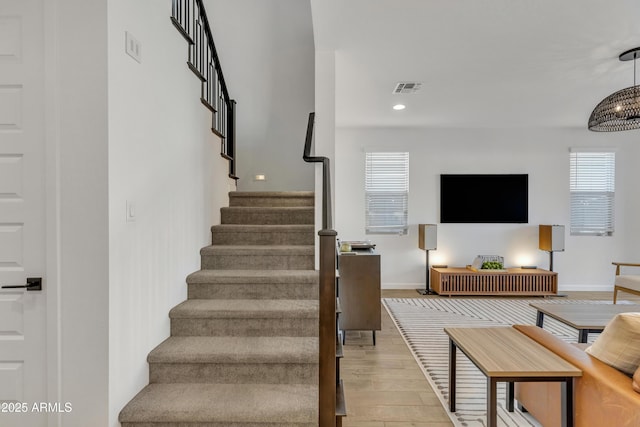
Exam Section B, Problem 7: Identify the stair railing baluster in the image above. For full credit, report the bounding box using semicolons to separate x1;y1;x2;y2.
171;0;238;181
228;100;237;178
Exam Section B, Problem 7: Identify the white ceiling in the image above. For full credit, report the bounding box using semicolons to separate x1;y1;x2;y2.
310;0;640;129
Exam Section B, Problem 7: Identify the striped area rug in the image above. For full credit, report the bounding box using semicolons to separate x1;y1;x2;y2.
382;298;614;427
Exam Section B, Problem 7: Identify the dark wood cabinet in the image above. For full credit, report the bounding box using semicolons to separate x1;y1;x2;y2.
338;249;381;344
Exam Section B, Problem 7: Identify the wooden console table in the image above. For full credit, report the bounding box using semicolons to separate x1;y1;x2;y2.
431;267;557;296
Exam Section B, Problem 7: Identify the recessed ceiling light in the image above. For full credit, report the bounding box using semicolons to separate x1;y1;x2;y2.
393;104;406;110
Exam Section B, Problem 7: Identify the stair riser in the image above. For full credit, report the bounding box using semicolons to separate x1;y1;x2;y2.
171;318;317;337
221;209;314;225
150;363;318;385
212;230;314;246
122;423;316;427
202;254;314;270
188;283;318;300
229;196;314;208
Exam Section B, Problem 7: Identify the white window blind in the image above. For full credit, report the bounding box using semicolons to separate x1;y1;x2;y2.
365;152;409;234
569;150;615;236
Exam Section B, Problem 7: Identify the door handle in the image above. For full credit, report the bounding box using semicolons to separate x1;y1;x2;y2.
1;277;42;291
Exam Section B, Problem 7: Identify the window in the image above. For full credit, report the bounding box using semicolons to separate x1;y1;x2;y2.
365;152;409;234
569;149;615;236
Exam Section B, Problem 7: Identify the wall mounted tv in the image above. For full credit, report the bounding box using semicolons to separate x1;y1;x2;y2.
440;174;528;223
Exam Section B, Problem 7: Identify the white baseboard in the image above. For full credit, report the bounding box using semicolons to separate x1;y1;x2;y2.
558;284;614;292
383;283;615;292
383;282;424;290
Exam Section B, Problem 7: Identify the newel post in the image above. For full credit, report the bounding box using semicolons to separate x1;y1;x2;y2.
318;229;337;427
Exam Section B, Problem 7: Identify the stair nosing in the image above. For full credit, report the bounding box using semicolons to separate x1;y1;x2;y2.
148;336;319;364
229;191;314;197
186;269;318;284
200;245;315;255
211;224;314;231
169;299;319;319
221;206;314;210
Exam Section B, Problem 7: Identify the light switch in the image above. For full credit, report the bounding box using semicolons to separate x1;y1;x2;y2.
126;201;136;222
125;31;142;63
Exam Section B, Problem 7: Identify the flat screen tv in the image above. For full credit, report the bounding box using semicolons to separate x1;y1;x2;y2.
440;174;528;223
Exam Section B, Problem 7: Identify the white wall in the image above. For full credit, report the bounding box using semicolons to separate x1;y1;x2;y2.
107;1;234;426
205;0;315;191
335;126;640;291
53;0;109;425
310;50;337;266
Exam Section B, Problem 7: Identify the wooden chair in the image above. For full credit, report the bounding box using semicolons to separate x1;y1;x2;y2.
612;262;640;303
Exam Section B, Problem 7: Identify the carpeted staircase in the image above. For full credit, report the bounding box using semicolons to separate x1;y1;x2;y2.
119;191;319;427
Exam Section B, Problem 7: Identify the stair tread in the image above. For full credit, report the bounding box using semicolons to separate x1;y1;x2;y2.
221;206;314;225
211;224;314;231
222;206;314;211
211;224;314;246
119;383;317;424
187;269;318;284
201;245;314;255
230;191;314;198
148;336;319;364
170;299;318;319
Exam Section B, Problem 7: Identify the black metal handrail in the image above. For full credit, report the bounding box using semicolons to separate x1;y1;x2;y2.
171;0;237;179
303;112;332;230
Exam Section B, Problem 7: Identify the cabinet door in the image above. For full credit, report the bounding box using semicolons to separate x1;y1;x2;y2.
338;255;381;330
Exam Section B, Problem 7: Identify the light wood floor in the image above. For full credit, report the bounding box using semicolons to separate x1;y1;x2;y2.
340;290;637;427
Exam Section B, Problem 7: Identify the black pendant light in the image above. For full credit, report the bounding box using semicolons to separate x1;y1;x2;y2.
588;47;640;132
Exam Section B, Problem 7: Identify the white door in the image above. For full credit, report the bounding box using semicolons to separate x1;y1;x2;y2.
0;0;48;425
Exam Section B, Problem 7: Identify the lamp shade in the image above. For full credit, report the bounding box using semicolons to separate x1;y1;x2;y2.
539;225;565;252
588;86;640;132
418;224;437;250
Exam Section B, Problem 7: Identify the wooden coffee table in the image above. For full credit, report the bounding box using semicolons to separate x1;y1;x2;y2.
530;303;638;343
445;327;581;427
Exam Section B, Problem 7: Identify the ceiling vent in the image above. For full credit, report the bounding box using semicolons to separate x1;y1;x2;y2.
393;82;422;94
